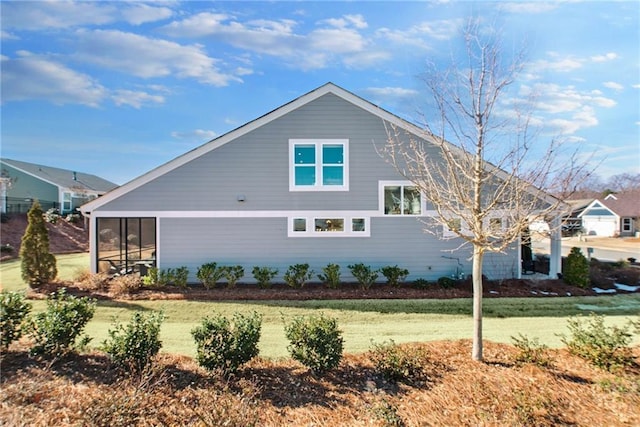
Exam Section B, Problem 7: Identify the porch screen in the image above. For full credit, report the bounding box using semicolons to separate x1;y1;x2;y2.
97;217;156;274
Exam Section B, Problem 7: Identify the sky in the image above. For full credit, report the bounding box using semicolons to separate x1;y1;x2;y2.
1;1;639;186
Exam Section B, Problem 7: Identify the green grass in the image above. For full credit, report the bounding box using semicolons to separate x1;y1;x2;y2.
0;253;89;292
2;253;639;359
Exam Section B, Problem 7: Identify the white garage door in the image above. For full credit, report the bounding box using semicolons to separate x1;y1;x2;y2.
583;217;617;237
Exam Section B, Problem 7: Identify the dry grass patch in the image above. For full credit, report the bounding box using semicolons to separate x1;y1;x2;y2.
1;340;639;426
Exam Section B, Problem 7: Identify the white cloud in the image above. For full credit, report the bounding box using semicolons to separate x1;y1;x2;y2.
161;12;382;70
377;18;463;49
365;86;419;98
321;14;368;29
112;90;165;108
500;2;559;14
1;30;19;40
529;53;584;74
519;83;617;135
171;129;217;141
1;1;117;30
1;52;106;106
121;4;174;25
603;81;624;91
591;52;618;62
73;29;241;86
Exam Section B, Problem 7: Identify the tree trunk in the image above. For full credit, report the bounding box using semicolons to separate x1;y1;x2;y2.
471;245;484;361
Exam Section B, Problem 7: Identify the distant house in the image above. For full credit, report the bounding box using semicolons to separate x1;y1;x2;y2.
80;83;564;282
0;158;118;214
579;191;640;237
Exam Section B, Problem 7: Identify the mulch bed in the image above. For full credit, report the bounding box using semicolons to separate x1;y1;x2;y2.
30;278;602;301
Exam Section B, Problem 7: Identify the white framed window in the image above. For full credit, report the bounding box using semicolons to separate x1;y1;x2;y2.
379;181;423;215
622;218;632;232
288;214;369;237
62;192;72;212
289;139;349;191
443;217;462;237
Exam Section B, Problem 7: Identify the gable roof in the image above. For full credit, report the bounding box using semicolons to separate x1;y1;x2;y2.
601;189;640;217
81;82;563;213
578;200;618;218
0;158;118;193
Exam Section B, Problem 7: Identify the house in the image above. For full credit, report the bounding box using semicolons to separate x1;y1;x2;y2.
80;83;563;283
0;158;118;214
579;191;640;237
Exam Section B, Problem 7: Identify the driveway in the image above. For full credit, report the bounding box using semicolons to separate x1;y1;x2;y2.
532;235;640;263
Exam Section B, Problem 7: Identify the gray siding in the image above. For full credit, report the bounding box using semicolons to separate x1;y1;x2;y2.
97;93;422;212
159;217;517;283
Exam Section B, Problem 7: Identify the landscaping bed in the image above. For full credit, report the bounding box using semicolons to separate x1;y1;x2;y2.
29;277;605;301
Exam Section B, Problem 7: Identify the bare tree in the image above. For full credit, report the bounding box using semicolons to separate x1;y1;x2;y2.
383;19;590;361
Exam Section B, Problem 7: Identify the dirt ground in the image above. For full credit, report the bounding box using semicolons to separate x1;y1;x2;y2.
0;214;88;260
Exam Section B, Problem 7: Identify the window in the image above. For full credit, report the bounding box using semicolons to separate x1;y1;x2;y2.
380;181;422;215
62;192;72;213
622;218;632;232
288;215;369;237
290;139;348;191
489;218;503;233
96;217;156;274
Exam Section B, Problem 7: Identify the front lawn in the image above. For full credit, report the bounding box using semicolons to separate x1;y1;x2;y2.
2;253;639;358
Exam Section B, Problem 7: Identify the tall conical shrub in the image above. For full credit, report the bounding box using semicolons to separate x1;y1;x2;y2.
563;247;590;289
20;200;57;288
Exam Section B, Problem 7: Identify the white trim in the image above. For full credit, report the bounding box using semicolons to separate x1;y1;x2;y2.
289;139;349;191
90;210;379;219
378;180;424;216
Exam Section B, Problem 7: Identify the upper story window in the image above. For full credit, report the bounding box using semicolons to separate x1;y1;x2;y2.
289;139;349;191
379;181;422;215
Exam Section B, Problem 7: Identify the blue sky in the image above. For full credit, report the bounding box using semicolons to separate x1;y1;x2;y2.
1;1;638;185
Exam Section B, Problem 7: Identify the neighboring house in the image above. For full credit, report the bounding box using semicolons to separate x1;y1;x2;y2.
80;83;563;282
0;158;118;214
579;191;640;237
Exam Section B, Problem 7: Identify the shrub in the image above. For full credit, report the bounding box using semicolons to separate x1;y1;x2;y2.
191;311;262;375
284;313;343;374
20;200;57;288
28;289;96;357
65;213;81;223
380;265;409;287
142;267;159;286
157;268;173;286
369;340;428;384
1;243;14;254
560;314;634;372
0;212;9;223
155;266;189;287
564;247;590;288
348;263;379;290
437;276;456;289
284;263;313;288
252;266;278;289
223;265;244;288
317;263;341;289
413;278;431;289
173;266;189;288
110;274;143;296
44;208;61;224
102;311;164;373
74;269;110;291
197;262;226;289
511;333;553;367
0;292;32;350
